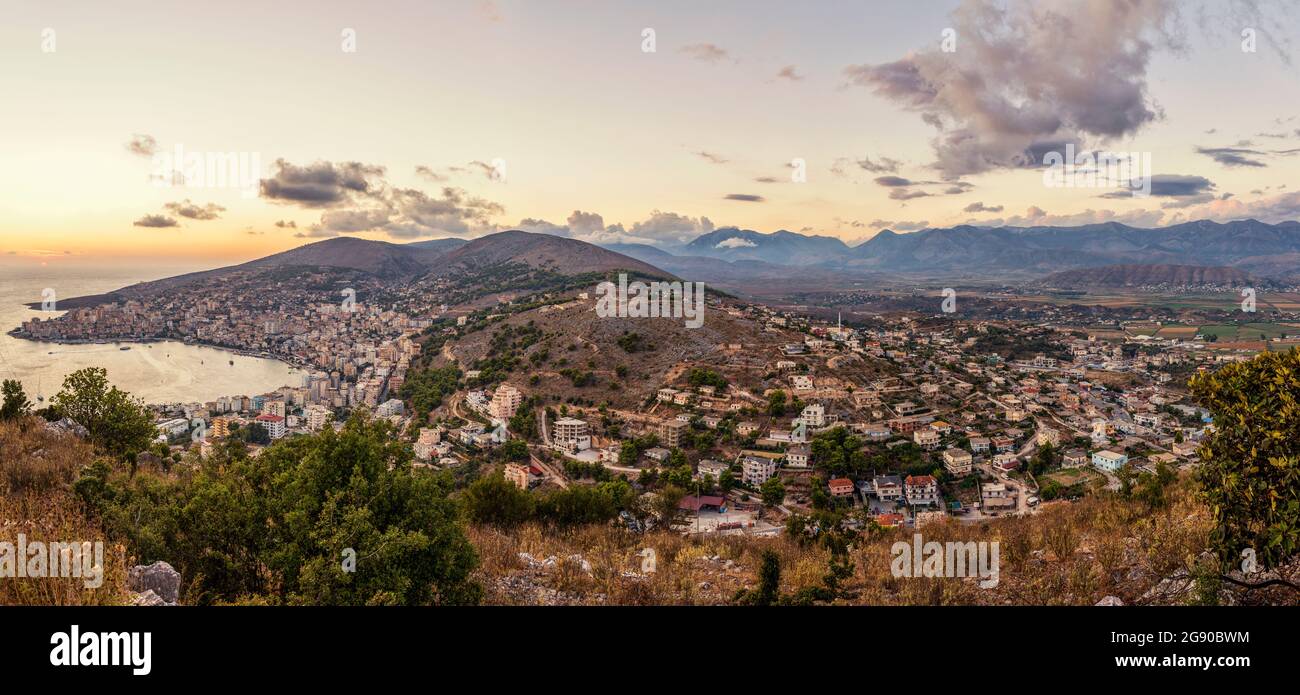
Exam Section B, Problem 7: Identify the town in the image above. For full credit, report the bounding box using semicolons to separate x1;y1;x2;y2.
20;271;1284;542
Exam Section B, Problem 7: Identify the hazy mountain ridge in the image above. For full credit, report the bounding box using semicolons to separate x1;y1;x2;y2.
626;219;1300;280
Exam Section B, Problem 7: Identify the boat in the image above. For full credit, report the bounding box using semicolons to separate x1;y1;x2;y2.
119;346;131;351
229;360;234;366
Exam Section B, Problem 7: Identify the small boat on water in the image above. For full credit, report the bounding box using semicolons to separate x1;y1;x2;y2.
119;346;131;351
229;359;234;365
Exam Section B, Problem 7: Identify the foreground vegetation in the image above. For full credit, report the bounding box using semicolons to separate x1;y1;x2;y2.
1;348;1298;605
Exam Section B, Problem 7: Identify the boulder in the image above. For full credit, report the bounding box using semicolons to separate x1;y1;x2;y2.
128;561;181;604
44;418;89;439
131;589;169;607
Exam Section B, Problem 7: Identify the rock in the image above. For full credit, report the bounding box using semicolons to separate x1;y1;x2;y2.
518;552;538;567
44;418;89;438
1095;595;1124;606
131;590;169;606
566;554;593;575
128;561;181;604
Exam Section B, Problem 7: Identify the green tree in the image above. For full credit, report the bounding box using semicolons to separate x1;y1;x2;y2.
767;390;788;417
0;379;31;420
1190;348;1300;568
462;473;535;527
760;476;786;507
51;367;155;458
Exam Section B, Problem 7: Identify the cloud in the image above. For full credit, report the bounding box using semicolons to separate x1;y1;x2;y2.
695;151;728;165
1147;174;1216;197
164;199;225;220
753;176;781;183
874;176;913;187
716;237;757;248
133;214;178;228
513;209;715;247
1196;146;1269;167
260;159;386;207
680;43;729;62
125;134;158;157
963;201;1003;213
415;165;449;182
855;155;902;174
274;219;297;228
865;219;931;232
261;159;507;239
723;194;765;202
844;0;1178;177
776;65;804;81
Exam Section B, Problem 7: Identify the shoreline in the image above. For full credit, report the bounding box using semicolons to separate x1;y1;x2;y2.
7;329;308;370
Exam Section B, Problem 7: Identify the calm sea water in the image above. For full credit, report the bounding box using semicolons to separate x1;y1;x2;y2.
0;260;303;405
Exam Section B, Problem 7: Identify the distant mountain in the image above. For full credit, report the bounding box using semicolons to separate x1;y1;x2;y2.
847;219;1300;276
1038;264;1255;288
681;228;852;265
433;230;669;278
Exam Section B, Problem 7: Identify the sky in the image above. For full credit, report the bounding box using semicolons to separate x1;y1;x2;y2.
1;0;1299;266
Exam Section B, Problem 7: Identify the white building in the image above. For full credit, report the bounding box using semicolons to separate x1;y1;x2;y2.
741;456;778;486
552;417;592;453
799;403;826;428
489;384;522;420
1092;449;1128;472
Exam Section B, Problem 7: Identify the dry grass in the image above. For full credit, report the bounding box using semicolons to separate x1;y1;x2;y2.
0;417;131;606
468;478;1235;606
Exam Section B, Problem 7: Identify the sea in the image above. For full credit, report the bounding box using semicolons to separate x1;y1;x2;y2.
0;260;303;405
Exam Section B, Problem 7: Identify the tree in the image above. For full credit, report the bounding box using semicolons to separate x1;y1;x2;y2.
1190;348;1300;568
766;390;788;417
50;368;154;459
718;468;735;493
78;412;482;606
463;473;535;527
760;476;786;507
0;379;31;420
734;550;781;606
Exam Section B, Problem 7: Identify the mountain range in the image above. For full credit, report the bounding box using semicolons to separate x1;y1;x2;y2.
45;218;1300;310
621;219;1300;281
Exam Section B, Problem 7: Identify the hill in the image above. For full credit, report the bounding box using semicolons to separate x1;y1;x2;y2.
432;231;669;279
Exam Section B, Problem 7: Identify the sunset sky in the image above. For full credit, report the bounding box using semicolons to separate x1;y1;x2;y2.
2;0;1299;265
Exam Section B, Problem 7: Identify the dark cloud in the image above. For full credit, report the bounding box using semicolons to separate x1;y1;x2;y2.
963;201;1003;213
274;219;297;228
125;134;157;157
753;176;780;183
874;175;913;187
1148;174;1216;197
163;199;225;220
133;214;178;228
259;159;386;207
1195;146;1268;168
723;194;765;202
